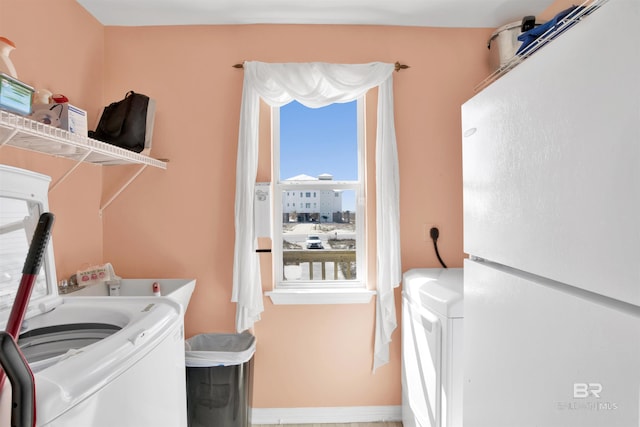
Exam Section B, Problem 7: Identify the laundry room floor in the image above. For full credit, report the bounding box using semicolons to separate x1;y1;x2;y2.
252;423;402;427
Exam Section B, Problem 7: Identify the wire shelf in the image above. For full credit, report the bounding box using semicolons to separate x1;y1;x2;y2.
475;0;610;92
0;110;166;169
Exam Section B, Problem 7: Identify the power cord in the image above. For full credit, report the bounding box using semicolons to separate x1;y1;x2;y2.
430;227;448;269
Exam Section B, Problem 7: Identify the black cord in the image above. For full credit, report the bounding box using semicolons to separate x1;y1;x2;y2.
430;227;448;269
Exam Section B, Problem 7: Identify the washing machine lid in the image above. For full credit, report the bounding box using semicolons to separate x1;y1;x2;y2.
403;268;463;318
28;296;183;424
0;165;61;329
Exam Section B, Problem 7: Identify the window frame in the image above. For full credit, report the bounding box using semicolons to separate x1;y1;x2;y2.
270;97;371;300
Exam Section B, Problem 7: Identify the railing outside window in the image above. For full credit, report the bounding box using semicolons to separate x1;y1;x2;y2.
282;250;356;281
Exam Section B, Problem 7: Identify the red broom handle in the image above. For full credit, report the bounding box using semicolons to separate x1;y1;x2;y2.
0;212;54;425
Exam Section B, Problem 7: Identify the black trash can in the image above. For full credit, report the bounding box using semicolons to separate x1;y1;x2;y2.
185;332;256;427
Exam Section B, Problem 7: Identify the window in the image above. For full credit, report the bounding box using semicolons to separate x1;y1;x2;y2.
273;99;365;290
234;62;398;360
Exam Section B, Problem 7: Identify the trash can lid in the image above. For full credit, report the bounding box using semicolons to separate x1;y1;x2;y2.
185;332;256;367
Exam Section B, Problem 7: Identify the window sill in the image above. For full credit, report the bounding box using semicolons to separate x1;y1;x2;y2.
266;288;376;305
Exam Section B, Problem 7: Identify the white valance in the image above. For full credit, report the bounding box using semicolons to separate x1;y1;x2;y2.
232;61;402;370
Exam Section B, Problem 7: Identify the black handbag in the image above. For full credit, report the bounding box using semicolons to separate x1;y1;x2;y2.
89;91;155;153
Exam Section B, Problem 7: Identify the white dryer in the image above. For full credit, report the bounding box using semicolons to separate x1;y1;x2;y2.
0;165;188;427
402;268;463;427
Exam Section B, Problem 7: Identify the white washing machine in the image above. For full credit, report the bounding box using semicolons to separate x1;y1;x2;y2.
402;268;463;427
0;165;188;427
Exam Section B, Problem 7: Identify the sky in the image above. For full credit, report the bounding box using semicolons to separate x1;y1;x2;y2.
279;100;358;211
279;100;357;181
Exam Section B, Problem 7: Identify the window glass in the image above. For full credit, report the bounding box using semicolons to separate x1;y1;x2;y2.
275;100;363;287
279;101;358;181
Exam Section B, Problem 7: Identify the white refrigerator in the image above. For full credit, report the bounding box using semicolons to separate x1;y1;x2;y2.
461;1;640;426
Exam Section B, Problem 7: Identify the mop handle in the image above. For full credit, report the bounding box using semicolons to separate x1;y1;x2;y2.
0;212;55;424
5;212;55;338
0;331;36;427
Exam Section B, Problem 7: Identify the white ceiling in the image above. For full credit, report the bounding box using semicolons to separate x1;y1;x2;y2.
76;0;556;28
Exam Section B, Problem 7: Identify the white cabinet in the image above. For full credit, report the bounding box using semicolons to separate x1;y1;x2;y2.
462;0;640;305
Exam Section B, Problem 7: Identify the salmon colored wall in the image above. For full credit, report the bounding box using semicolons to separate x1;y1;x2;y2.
0;0;104;278
1;0;574;411
99;24;491;408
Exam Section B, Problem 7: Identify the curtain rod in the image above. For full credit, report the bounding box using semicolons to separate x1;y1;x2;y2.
232;61;409;72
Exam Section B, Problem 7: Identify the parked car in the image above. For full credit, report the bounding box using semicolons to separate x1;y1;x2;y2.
306;235;323;249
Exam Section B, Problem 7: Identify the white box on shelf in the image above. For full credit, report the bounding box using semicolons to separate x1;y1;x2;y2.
30;103;88;136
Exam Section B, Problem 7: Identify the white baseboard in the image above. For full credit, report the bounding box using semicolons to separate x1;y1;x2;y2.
251;405;402;424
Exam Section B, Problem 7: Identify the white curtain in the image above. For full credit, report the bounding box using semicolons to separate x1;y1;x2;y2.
232;61;402;370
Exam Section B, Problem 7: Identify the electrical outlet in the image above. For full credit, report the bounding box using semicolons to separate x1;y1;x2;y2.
423;223;438;241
